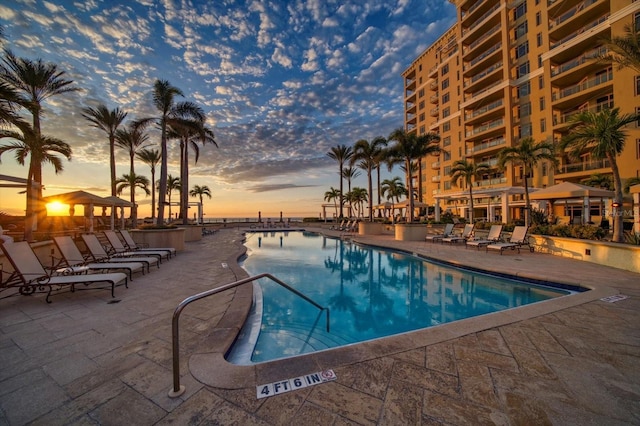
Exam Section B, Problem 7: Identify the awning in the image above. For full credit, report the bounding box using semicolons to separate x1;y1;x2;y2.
529;182;614;200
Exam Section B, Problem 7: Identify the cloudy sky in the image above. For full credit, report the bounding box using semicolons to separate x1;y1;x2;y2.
0;0;455;219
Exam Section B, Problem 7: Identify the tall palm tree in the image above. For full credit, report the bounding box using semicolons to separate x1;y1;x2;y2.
373;137;388;206
116;173;150;227
347;187;368;218
165;174;181;221
327;144;353;219
82;104;128;196
136;148;160;222
498;137;557;226
561;108;640;242
449;159;490;223
386;128;440;222
0;81;24;127
582;173;613;190
381;177;407;220
324;187;341;219
142;79;202;224
0;50;79;237
600;24;640;73
115;122;150;178
0;121;72;238
352;137;386;221
342;166;360;217
189;184;211;223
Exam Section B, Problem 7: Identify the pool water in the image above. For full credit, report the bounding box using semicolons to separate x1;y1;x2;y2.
228;231;570;364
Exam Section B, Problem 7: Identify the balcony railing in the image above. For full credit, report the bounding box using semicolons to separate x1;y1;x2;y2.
462;2;500;35
462;0;487;19
466;118;504;137
465;61;502;87
553;100;614;125
552;70;612;101
465;99;503;120
431;161;440;169
470;137;506;153
551;46;607;77
557;159;610;174
549;0;601;29
465;79;504;102
466;42;501;70
550;14;609;49
464;23;500;55
432;175;442;182
477;177;507;187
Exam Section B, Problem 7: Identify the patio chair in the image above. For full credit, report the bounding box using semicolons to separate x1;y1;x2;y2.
340;220;352;231
53;236;145;280
465;224;503;250
81;234;159;272
102;231;169;263
486;226;534;254
441;224;474;244
118;230;176;258
0;241;128;303
330;220;345;230
425;223;454;243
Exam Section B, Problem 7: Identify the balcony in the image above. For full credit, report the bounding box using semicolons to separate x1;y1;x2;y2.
550;14;609;50
552;70;613;108
463;79;507;109
432;175;442;183
405;76;417;91
430;107;439;117
464;99;504;125
429;80;439;90
466;118;505;140
462;2;501;39
430;93;439;104
551;46;608;82
556;158;611;176
470;137;506;154
431;161;440;169
462;23;501;58
428;65;438;77
477;177;508;187
464;42;502;76
552;100;614;129
549;0;607;37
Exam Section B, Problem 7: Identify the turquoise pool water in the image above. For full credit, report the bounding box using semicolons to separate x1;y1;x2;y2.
228;231;570;364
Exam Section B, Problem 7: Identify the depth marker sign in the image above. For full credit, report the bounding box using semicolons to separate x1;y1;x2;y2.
256;370;337;399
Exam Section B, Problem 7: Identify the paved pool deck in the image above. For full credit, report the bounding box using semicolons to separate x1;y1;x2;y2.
1;227;639;425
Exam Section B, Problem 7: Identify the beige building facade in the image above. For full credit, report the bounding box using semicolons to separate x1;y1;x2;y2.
402;0;640;223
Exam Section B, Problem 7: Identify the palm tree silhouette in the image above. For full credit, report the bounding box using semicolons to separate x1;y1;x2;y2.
189;184;211;222
136;148;160;222
116;173;150;227
327;145;353;219
352;137;387;221
450;159;490;223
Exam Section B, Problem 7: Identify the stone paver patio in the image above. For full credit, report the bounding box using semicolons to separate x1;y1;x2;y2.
1;227;639;425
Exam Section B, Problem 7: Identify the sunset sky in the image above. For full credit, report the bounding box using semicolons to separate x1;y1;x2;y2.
0;0;456;219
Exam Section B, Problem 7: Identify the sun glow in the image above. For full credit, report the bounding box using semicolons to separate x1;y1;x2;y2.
46;201;68;216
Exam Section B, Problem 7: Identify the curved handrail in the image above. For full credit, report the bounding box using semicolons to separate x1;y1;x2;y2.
168;273;330;397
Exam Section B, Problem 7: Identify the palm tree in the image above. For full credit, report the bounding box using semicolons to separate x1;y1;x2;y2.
352;137;386;221
386;128;440;222
0;50;79;237
498;137;557;226
582;173;613;190
324;187;341;219
189;184;212;223
136;148;160;222
342;166;360;217
116;173;150;227
600;24;640;73
0;81;23;127
561;108;640;242
381;177;407;221
449;159;491;223
165;174;181;221
82;104;128;196
327;144;353;219
115;122;150;178
347;187;368;218
143;79;202;224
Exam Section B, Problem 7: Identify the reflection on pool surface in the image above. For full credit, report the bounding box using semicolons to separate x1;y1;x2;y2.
228;231;570;364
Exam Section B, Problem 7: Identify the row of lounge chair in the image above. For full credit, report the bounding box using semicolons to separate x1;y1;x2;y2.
330;220;359;233
0;230;176;303
426;224;534;254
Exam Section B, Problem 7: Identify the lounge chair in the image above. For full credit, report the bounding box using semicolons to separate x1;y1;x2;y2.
425;223;454;243
330;220;345;230
0;241;128;303
486;226;534;254
465;224;503;250
53;236;145;280
118;230;176;258
81;234;159;271
441;224;474;244
103;231;169;263
340;220;352;231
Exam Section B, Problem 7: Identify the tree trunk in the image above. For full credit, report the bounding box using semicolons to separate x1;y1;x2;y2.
110;135;116;196
609;155;624;243
157;120;167;224
524;165;531;226
181;138;189;225
367;167;373;221
406;159;414;222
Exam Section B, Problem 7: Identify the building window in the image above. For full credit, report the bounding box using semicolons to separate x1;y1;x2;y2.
540;118;546;133
519;123;532;138
635;12;640;32
515;41;529;59
443;150;451;161
537;33;543;47
536;11;541;26
538;75;544;89
514;2;527;20
539;96;545;111
419;113;425;121
442;93;450;104
515;21;528;40
636;107;640;127
444;181;451;190
442;78;449;89
419;125;425;133
538;54;542;68
418;88;424;97
441;64;449;75
517;61;530;79
443;121;451;132
518;102;532;118
517;81;531;98
636;76;640;95
443;136;451;146
542;163;548;177
443;165;451;176
442;107;450;118
419;101;425;109
637;139;640;159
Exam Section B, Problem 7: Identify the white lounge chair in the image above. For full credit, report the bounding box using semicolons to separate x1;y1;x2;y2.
118;230;176;258
103;231;169;263
425;223;454;243
486;226;534;254
53;236;145;280
441;224;474;244
81;234;159;271
0;241;128;303
465;225;503;250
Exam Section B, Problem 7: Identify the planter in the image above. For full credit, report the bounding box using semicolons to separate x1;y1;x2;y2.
359;222;383;235
395;223;427;241
130;228;186;251
180;225;203;242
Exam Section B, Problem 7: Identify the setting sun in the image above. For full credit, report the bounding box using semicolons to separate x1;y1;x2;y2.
46;201;68;216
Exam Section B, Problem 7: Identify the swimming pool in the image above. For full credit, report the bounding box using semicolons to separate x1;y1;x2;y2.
228;231;571;364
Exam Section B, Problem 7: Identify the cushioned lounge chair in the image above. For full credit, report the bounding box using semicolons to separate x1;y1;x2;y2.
53;236;145;280
441;224;474;244
0;241;128;303
102;231;169;263
465;224;503;250
486;226;534;254
81;234;159;271
118;230;176;258
425;223;454;243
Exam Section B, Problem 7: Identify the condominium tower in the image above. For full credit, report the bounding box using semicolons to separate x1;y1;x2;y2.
402;0;640;223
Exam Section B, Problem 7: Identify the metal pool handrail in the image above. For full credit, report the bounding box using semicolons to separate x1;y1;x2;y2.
168;272;330;397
